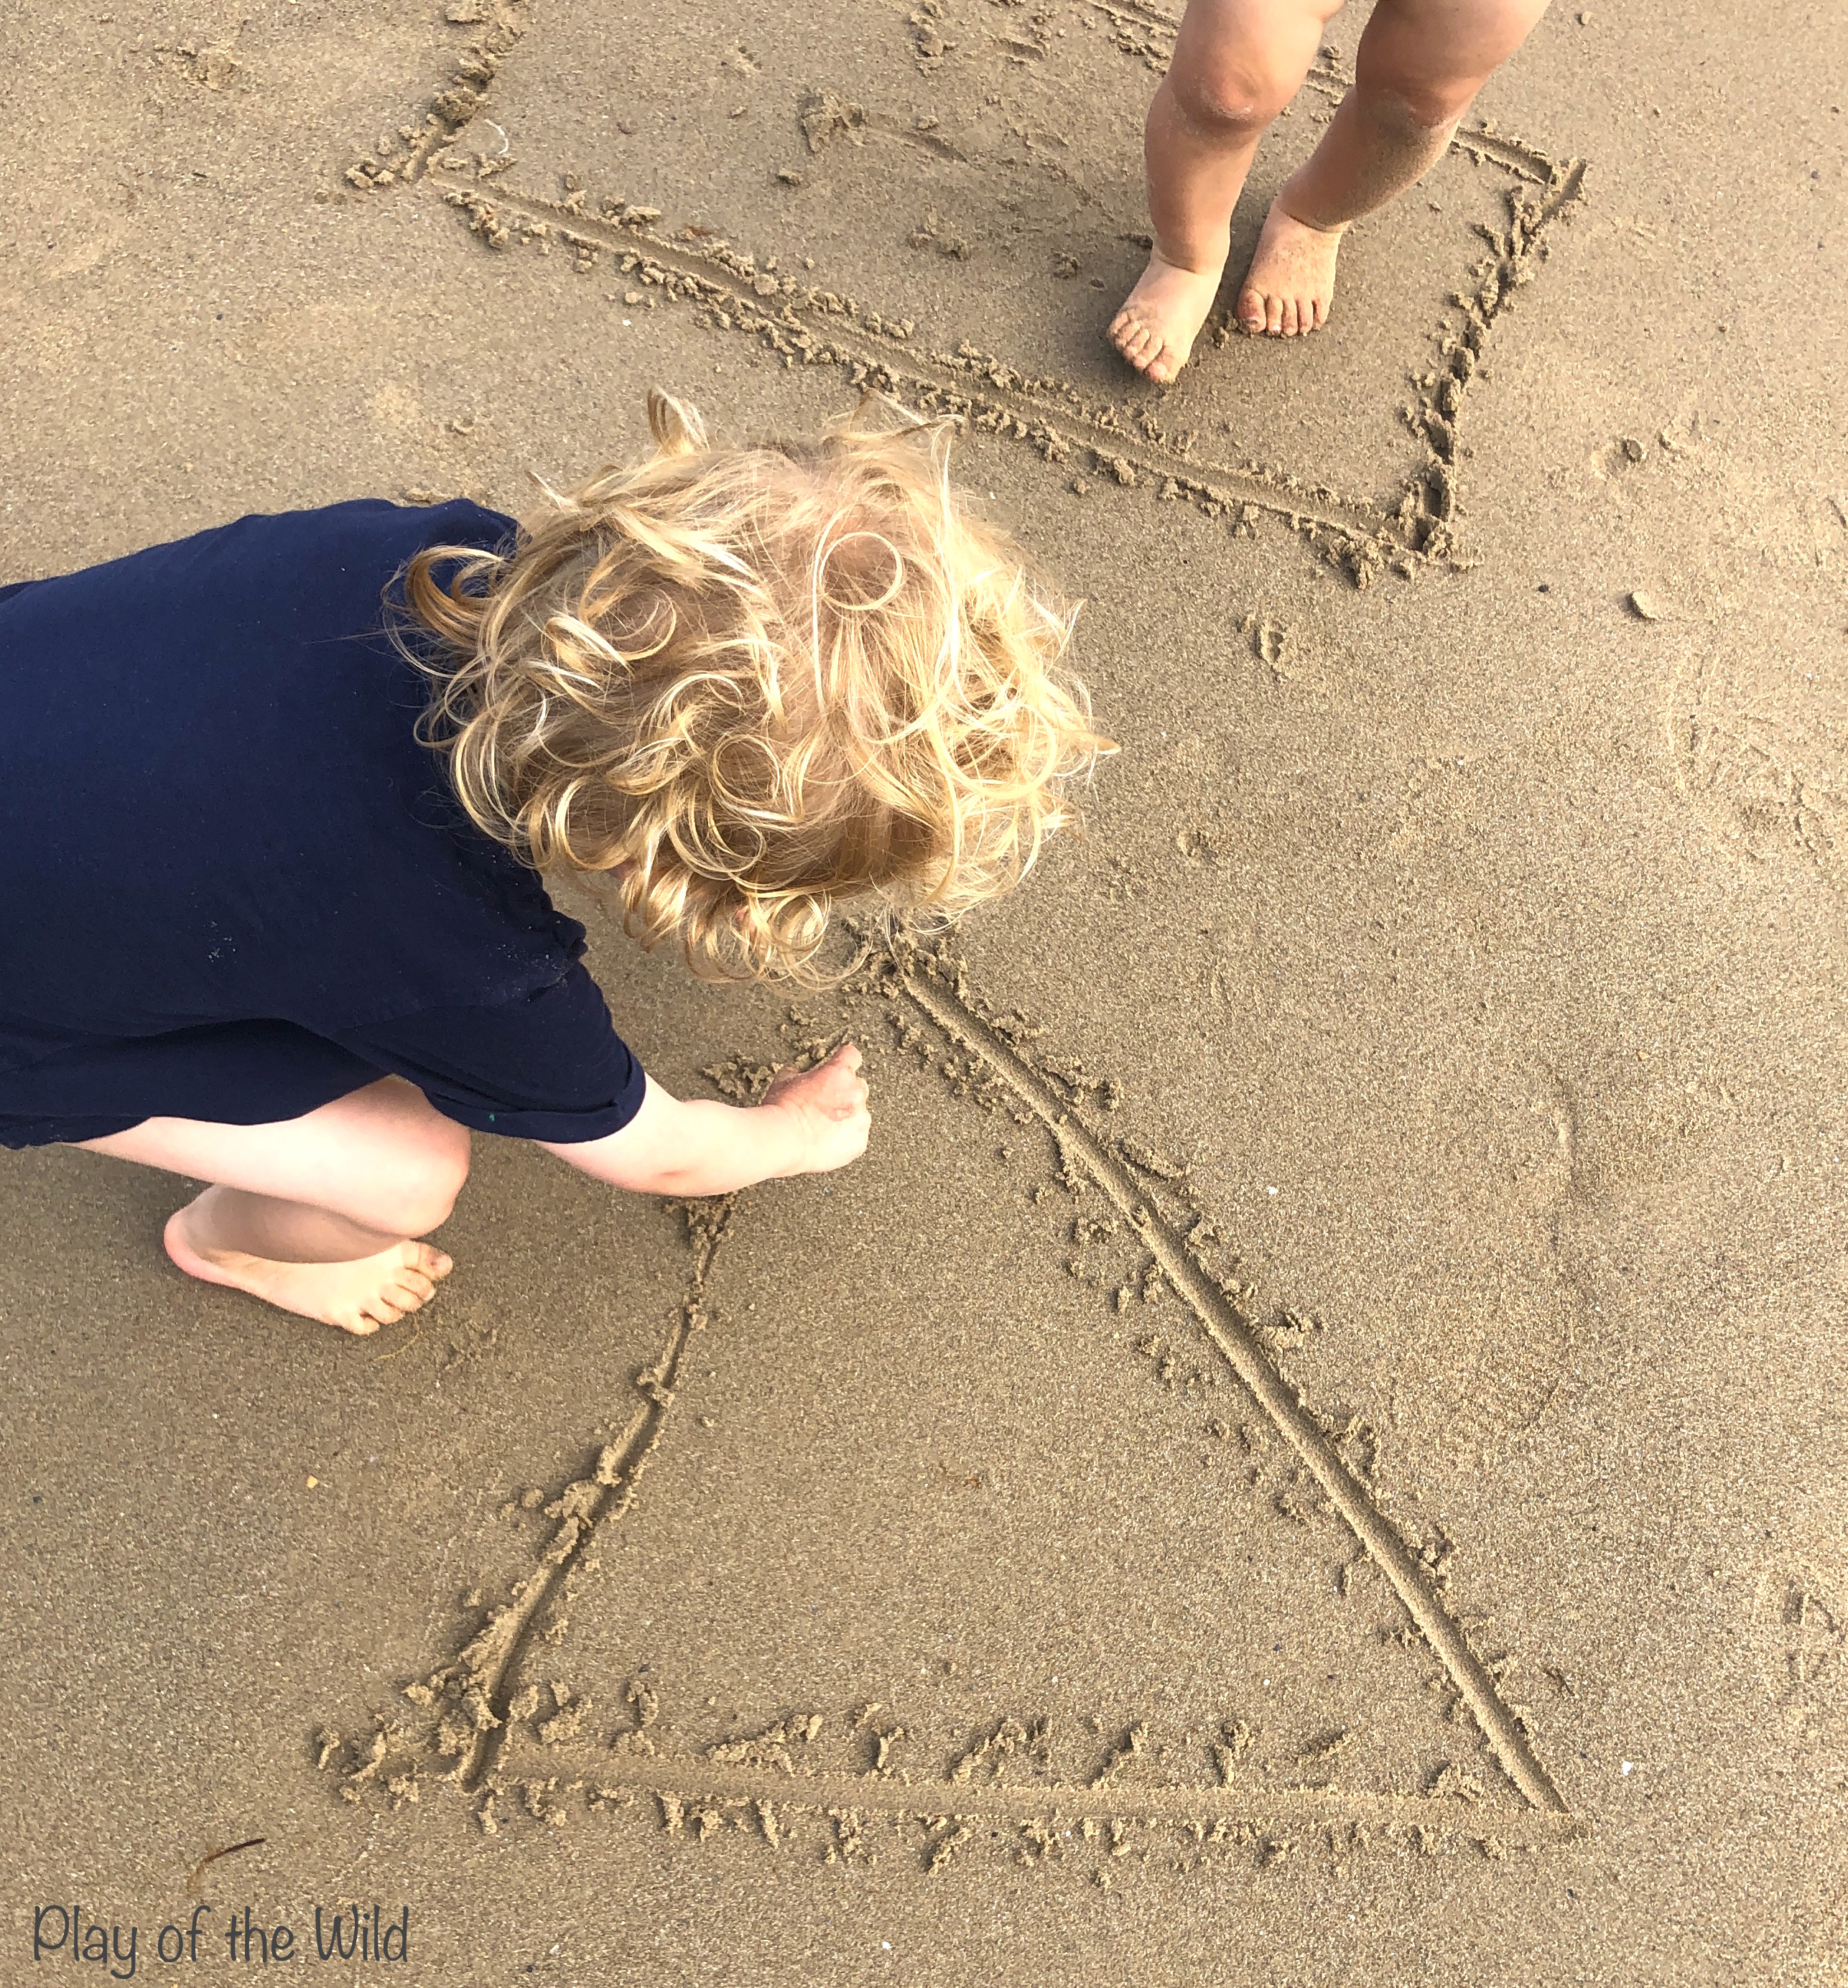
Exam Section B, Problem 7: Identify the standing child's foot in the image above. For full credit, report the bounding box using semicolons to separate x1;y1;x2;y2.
163;1200;452;1336
1236;198;1345;336
1108;249;1225;384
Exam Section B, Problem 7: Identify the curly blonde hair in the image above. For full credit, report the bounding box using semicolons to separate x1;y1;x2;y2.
401;389;1106;981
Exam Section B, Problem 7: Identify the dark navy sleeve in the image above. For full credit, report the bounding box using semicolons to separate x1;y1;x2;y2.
333;965;646;1142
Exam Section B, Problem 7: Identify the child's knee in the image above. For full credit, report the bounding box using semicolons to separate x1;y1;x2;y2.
1356;0;1546;125
1354;3;1515;131
1170;50;1301;141
1358;68;1479;130
371;1120;470;1236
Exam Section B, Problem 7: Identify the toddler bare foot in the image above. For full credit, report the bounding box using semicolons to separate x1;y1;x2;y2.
163;1202;452;1335
1108;249;1225;384
1236;198;1345;336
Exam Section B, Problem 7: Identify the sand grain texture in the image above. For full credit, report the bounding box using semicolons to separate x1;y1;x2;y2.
3;0;1845;1979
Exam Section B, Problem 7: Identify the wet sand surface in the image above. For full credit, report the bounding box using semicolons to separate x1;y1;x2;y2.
3;0;1845;1979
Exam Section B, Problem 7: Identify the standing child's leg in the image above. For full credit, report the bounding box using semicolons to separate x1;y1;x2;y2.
1110;0;1344;384
77;1076;468;1336
1236;0;1551;334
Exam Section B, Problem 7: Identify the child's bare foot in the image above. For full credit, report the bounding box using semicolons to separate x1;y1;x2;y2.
163;1200;452;1335
1236;198;1345;337
1108;249;1225;384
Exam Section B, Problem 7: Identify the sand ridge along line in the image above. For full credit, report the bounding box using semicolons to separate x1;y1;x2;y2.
440;185;1392;559
336;4;1585;582
315;932;1584;1861
422;167;1583;585
313;1197;737;1806
340;0;536;193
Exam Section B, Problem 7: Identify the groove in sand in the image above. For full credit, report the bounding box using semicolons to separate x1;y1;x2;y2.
891;944;1571;1818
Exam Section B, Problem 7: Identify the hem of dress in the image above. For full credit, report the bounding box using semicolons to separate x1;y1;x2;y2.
430;1069;647;1144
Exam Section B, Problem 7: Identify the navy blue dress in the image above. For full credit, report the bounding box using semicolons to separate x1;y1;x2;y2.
0;500;645;1149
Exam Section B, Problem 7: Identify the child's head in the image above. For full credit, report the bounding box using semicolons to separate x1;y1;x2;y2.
404;389;1105;980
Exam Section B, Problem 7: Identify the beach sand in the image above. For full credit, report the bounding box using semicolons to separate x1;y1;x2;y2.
3;0;1844;1978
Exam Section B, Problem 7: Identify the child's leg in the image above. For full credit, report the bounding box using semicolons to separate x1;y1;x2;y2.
77;1076;470;1336
1236;0;1551;334
1109;0;1344;384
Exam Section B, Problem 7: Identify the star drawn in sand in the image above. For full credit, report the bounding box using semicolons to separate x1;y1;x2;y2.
310;3;1590;1872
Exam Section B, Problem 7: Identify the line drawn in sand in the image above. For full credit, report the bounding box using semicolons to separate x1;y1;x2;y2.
336;0;1587;585
880;933;1569;1819
316;930;1584;1868
417;1197;735;1798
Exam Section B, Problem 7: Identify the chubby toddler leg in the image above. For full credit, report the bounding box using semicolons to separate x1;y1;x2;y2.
1110;0;1342;382
78;1076;467;1335
1237;0;1551;335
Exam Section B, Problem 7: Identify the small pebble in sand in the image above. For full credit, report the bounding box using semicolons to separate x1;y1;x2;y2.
1628;589;1666;620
